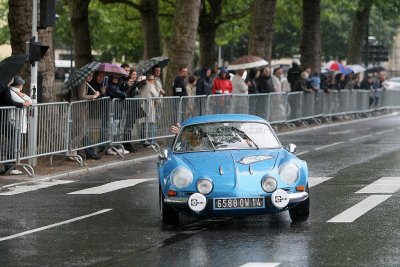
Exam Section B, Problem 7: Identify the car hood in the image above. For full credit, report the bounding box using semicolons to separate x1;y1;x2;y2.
180;149;279;191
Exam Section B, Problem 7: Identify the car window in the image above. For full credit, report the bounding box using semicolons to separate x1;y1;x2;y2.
173;121;281;152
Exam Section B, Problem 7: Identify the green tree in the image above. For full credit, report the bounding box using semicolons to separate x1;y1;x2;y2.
98;0;162;59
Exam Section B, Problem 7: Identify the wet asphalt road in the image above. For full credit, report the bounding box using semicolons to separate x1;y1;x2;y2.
1;114;400;266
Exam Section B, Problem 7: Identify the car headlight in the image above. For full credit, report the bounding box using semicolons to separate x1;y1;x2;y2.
171;166;193;189
197;178;213;195
278;161;299;185
261;176;277;193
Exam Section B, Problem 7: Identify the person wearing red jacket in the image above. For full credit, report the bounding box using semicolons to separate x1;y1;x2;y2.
212;68;232;94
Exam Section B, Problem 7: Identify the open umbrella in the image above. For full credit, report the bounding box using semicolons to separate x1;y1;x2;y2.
227;55;268;71
0;54;28;92
136;56;169;76
365;66;385;73
61;61;101;96
347;64;365;74
98;63;128;77
322;60;351;74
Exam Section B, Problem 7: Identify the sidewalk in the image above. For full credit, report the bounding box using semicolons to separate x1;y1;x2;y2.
0;144;161;189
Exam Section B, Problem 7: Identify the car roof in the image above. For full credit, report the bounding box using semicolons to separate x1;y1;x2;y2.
181;114;268;127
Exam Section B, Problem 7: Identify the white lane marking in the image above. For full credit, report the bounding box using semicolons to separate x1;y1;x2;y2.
327;195;391;223
308;177;333;188
375;129;396;135
356;177;400;194
349;134;373;142
0;209;112;242
296;151;309;156
239;263;281;267
67;178;155;195
0;180;75;195
314;141;344;151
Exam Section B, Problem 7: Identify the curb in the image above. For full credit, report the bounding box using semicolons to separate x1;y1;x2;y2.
0;154;158;191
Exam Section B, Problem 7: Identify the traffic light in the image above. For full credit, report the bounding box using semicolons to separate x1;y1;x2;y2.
368;45;389;62
28;39;49;63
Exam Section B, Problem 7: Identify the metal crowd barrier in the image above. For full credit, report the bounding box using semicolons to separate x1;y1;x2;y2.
2;89;400;177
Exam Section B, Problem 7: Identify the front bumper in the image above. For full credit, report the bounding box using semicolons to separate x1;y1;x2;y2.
163;191;309;212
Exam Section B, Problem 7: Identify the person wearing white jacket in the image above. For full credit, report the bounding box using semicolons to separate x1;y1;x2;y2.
9;76;32;134
231;69;249;114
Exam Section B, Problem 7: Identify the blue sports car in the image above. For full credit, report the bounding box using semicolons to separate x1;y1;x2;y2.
158;114;309;225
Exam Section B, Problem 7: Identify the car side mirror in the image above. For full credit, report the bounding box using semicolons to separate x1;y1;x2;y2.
285;143;297;154
159;149;168;160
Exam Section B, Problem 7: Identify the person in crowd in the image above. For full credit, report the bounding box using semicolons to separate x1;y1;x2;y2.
186;75;197;96
139;74;159;146
89;71;107;97
272;67;283;92
361;74;380;107
119;63;131;92
246;68;259;94
70;73;102;160
287;59;302;91
173;66;188;96
309;72;320;92
184;75;197;117
256;66;273;93
231;69;249;113
211;67;233;95
9;76;32;134
127;69;140;98
106;75;127;100
105;75;129;155
232;69;248;95
344;72;356;90
196;67;213;96
292;68;312;93
246;68;260;115
0;77;32;175
152;65;166;97
335;73;346;91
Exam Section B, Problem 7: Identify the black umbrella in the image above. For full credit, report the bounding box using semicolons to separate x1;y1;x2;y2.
365;66;385;73
61;61;101;96
0;54;28;92
136;56;169;76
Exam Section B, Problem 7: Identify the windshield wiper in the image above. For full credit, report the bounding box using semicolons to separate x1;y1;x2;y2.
206;133;217;151
232;127;259;149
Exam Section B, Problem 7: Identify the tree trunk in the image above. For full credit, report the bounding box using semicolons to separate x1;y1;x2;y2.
164;0;201;96
198;0;222;69
38;28;55;102
8;0;32;95
67;0;92;68
248;0;276;63
346;3;372;65
140;0;162;58
299;0;321;73
8;0;55;102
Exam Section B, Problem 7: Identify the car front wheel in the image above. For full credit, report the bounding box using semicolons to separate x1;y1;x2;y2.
289;186;310;223
159;186;179;225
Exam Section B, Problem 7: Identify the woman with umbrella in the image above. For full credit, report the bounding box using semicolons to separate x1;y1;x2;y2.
70;72;102;160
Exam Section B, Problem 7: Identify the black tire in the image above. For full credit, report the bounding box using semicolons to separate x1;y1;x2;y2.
159;186;179;225
289;186;310;223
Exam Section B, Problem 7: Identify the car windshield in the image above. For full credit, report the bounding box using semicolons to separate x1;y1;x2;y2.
173;121;281;152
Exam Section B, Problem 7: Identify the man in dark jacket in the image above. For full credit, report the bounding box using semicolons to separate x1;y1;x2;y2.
172;67;188;96
287;59;302;91
256;66;273;93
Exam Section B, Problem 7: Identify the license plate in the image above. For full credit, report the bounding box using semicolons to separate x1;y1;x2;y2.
213;197;265;210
